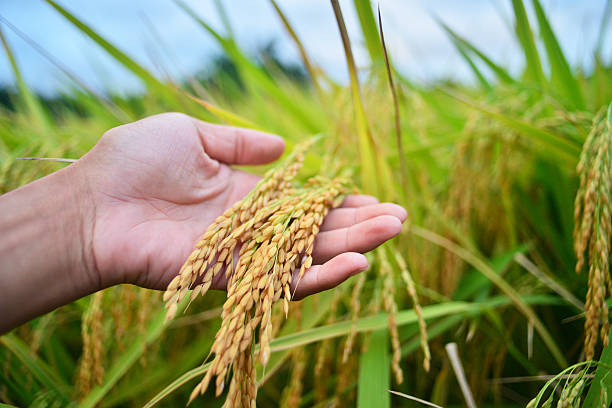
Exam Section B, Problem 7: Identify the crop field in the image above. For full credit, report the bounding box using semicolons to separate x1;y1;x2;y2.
0;0;612;407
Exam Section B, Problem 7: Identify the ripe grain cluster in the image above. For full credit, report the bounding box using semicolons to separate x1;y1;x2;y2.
574;105;612;360
163;139;348;406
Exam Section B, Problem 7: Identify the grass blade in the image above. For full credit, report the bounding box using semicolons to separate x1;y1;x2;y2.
437;19;515;85
266;297;562;352
141;360;212;408
352;0;384;66
402;315;466;356
268;0;323;98
445;343;477;408
531;0;585;109
257;292;337;385
440;88;582;163
78;299;187;408
595;0;612;57
185;93;261;129
357;330;390;408
43;0;262;127
212;0;234;40
514;253;584;311
144;295;562;407
584;327;612;406
452;37;492;91
410;225;568;368
388;390;443;408
0;15;129;122
43;0;167;95
175;0;323;132
0;25;48;129
330;0;384;197
511;0;546;85
0;333;71;402
378;8;408;196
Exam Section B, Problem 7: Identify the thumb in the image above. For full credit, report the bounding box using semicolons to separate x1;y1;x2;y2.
193;119;285;165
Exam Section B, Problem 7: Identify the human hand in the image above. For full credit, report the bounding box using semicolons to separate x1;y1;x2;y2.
77;113;407;298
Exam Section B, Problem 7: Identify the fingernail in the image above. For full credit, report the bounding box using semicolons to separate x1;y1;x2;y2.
357;257;369;272
394;205;408;222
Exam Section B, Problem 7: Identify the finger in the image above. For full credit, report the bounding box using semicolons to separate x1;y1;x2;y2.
321;203;407;231
193;119;285;165
340;194;379;208
312;215;402;264
292;252;368;299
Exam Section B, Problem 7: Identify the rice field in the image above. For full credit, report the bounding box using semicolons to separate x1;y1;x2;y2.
1;0;612;407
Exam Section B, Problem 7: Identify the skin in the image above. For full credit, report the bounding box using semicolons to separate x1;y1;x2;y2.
0;113;407;333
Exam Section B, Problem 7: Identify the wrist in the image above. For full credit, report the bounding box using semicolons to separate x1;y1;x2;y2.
0;162;99;332
56;161;101;292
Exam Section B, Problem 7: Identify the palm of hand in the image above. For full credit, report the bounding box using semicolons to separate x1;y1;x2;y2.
82;113;406;298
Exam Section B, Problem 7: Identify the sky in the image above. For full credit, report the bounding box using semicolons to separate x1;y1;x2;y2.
0;0;609;96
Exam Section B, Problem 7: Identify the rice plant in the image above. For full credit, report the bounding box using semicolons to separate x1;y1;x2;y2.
0;0;611;407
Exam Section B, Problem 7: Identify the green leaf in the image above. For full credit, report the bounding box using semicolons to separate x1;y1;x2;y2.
437;20;515;85
330;0;396;200
410;225;568;368
268;300;495;353
352;0;384;66
378;8;409;197
595;0;612;57
212;0;234;40
0;26;49;129
268;0;323;98
78;299;187;408
440;88;582;164
144;301;475;407
584;327;612;407
144;294;563;407
44;0;267;128
186;93;262;129
0;15;130;123
0;334;71;403
141;360;212;408
401;315;466;355
357;330;390;408
482;310;539;375
453;244;529;301
531;0;585;109
257;291;336;385
43;0;167;95
452;38;492;91
511;0;546;86
175;0;323;132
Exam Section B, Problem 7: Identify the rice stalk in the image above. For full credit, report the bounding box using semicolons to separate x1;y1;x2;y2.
527;363;594;408
78;291;105;396
268;0;323;99
574;103;612;360
379;250;403;384
137;289;155;366
280;302;307;407
110;286;134;350
314;291;342;402
377;7;408;197
341;272;365;363
280;347;307;408
394;252;430;372
162;139;349;406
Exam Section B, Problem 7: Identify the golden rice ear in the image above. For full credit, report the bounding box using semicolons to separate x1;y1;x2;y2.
573;106;612;360
78;291;105;396
159;140;348;406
